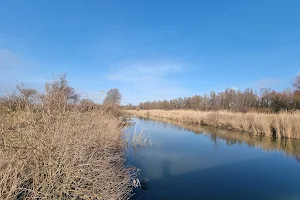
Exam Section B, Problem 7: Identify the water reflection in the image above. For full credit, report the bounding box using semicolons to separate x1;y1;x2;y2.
162;159;171;178
138;116;300;160
128;117;300;200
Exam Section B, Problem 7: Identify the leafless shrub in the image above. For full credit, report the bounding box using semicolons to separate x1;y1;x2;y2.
0;76;137;199
79;98;96;112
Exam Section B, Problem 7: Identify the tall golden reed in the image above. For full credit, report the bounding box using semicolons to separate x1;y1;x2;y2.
127;110;300;139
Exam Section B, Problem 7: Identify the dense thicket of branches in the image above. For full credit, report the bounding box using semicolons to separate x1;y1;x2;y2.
0;75;134;199
124;75;300;112
0;75;123;117
103;88;122;105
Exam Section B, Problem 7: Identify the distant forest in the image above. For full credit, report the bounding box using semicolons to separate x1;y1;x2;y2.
124;75;300;112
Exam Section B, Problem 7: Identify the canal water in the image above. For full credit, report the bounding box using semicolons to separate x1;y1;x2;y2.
126;117;300;200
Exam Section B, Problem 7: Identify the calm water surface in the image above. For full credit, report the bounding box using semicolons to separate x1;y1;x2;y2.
126;117;300;200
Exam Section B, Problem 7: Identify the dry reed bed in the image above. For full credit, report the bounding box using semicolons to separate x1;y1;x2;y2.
137;116;300;158
126;110;300;139
0;79;137;199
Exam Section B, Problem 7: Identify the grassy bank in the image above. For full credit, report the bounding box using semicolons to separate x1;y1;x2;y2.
137;116;300;158
126;110;300;139
0;79;137;199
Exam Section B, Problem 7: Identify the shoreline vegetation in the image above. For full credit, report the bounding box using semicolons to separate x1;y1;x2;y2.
135;116;300;159
124;75;300;113
126;110;300;139
124;75;300;140
0;76;138;199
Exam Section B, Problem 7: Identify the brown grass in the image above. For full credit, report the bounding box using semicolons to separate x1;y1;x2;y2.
0;80;137;199
126;110;300;139
136;116;300;158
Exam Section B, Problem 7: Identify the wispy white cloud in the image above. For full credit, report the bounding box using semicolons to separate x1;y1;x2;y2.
0;49;27;86
106;61;189;104
253;77;281;88
0;49;26;69
107;61;181;82
0;48;47;90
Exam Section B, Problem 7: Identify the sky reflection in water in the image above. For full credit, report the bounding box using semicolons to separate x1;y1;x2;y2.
126;117;300;200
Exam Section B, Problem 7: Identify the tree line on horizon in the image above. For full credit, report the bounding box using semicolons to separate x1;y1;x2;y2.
124;75;300;112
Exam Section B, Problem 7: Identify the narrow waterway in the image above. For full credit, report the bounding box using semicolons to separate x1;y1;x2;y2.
126;117;300;200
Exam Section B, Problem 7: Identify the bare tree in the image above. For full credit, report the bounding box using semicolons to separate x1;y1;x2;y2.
45;74;80;104
134;76;300;112
16;83;37;104
103;88;122;105
293;74;300;90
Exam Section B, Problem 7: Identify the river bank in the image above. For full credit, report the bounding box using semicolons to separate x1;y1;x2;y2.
133;115;300;158
0;78;137;199
126;110;300;139
126;116;300;200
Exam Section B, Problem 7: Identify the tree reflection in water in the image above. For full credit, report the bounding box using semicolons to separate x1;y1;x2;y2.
139;116;300;162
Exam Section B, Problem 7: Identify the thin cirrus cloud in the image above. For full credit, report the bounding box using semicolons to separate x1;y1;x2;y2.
0;48;28;84
0;48;47;90
0;49;24;70
107;61;181;82
0;49;28;90
253;78;281;89
106;61;190;104
0;48;33;75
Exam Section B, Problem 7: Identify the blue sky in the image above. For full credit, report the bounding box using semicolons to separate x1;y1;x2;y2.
0;0;299;104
